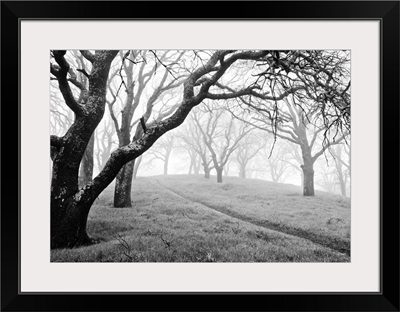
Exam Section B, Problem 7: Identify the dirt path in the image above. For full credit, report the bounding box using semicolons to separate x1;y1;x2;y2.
152;178;350;257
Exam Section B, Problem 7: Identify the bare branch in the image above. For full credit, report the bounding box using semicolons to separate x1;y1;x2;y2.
76;68;90;79
312;132;349;162
51;50;85;115
79;50;95;63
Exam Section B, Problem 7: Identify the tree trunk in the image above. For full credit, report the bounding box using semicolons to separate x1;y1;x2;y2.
188;161;193;174
51;197;93;249
78;133;94;187
216;167;223;183
161;148;172;175
301;163;315;196
51;119;101;249
204;167;211;179
114;160;134;207
239;165;246;178
339;180;346;197
337;170;347;197
193;156;201;175
299;140;315;196
188;152;194;174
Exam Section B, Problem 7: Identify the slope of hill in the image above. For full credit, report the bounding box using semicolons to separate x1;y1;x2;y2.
51;175;350;262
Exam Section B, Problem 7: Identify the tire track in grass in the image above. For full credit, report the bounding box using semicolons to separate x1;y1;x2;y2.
152;178;350;257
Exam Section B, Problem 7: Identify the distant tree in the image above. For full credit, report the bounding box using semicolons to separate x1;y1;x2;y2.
179;115;214;178
282;143;305;188
231;97;349;195
94;116;117;172
262;141;295;183
331;143;350;197
147;133;175;175
234;132;264;178
315;162;338;194
192;106;252;183
175;127;201;175
72;52;95;188
226;50;350;195
187;149;201;175
223;160;232;177
50;88;73;137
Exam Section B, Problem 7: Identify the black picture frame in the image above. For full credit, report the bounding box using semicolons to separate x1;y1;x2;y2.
1;1;399;311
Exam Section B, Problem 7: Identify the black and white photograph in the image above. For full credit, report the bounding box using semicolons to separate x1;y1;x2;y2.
3;0;397;309
50;49;351;263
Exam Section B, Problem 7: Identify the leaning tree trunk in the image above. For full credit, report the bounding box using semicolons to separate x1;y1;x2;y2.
114;160;135;208
51;119;103;248
51;147;92;249
78;133;94;187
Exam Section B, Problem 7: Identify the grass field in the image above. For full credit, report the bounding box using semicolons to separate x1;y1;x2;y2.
51;175;351;262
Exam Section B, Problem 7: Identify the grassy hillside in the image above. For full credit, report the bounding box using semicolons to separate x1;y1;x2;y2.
51;175;350;262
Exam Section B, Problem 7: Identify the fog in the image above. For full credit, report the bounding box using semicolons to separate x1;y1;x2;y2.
49;49;352;261
50;50;350;197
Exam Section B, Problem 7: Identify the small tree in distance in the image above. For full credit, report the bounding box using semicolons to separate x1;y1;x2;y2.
192;105;252;183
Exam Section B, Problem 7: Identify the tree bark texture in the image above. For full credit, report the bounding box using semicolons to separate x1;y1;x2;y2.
78;133;94;187
113;160;135;207
114;159;134;207
301;164;315;196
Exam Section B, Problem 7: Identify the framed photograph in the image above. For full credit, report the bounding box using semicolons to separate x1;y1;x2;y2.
2;1;399;311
